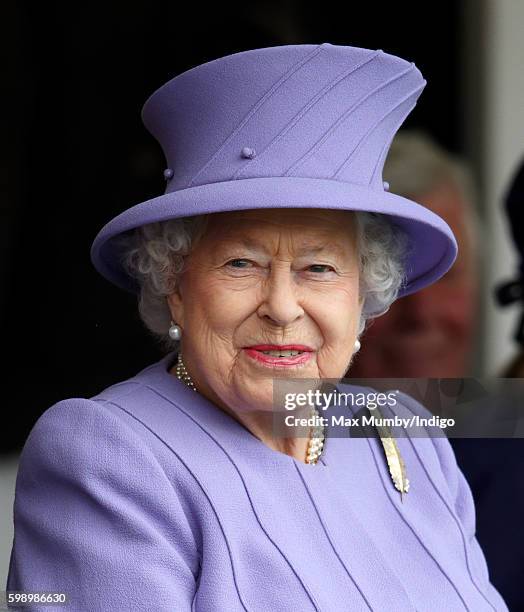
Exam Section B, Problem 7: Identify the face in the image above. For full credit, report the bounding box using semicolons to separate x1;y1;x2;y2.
350;180;479;379
167;208;363;415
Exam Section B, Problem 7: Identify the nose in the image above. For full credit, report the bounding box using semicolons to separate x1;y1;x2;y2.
257;265;305;327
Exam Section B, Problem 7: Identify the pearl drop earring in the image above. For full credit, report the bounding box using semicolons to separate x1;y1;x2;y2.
354;339;361;352
168;320;182;341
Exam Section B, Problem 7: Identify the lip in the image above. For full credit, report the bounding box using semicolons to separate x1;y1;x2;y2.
244;344;314;367
247;344;314;351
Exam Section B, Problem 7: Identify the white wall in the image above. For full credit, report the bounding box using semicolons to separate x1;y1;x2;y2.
464;0;524;376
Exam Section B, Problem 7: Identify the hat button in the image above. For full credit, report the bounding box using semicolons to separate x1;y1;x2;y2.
383;181;390;191
241;147;256;159
163;168;174;181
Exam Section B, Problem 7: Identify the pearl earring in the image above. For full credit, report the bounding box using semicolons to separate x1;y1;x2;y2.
168;320;182;341
354;339;361;352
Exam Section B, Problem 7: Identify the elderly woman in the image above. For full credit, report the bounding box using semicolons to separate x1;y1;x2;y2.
7;43;508;611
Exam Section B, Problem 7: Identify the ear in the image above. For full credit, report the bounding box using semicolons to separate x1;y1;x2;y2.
167;285;185;328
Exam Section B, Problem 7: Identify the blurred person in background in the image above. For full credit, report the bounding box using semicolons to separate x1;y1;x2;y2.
496;157;524;378
348;132;524;610
348;130;481;380
458;156;524;612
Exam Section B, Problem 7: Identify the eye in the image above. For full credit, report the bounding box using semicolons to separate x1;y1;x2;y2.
226;258;253;269
307;264;336;273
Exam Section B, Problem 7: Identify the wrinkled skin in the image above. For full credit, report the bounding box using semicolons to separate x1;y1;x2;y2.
167;208;364;460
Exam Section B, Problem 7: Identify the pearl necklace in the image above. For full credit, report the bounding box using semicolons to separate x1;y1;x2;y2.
174;352;197;391
173;353;325;465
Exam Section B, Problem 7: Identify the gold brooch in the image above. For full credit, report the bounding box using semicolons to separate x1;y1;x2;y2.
372;406;410;502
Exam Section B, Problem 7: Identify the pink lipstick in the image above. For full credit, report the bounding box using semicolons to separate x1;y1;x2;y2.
244;344;314;367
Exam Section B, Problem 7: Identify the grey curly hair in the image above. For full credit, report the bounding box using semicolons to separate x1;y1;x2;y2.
116;211;411;352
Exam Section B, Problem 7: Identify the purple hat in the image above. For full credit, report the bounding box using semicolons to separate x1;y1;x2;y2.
90;42;457;297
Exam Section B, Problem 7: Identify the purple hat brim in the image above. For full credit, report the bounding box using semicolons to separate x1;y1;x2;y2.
90;176;457;298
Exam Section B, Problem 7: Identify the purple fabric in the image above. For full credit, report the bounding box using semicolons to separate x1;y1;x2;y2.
89;42;457;299
7;352;508;611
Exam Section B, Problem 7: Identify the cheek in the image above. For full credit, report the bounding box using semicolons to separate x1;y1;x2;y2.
184;272;361;348
184;275;257;338
434;286;478;333
442;305;477;338
308;283;361;343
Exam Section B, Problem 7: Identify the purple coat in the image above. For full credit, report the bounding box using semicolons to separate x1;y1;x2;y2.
7;352;508;611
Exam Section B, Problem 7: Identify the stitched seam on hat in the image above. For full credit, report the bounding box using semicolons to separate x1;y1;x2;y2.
368;76;424;189
187;44;325;189
285;64;416;177
332;86;423;179
369;132;397;189
231;50;382;180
